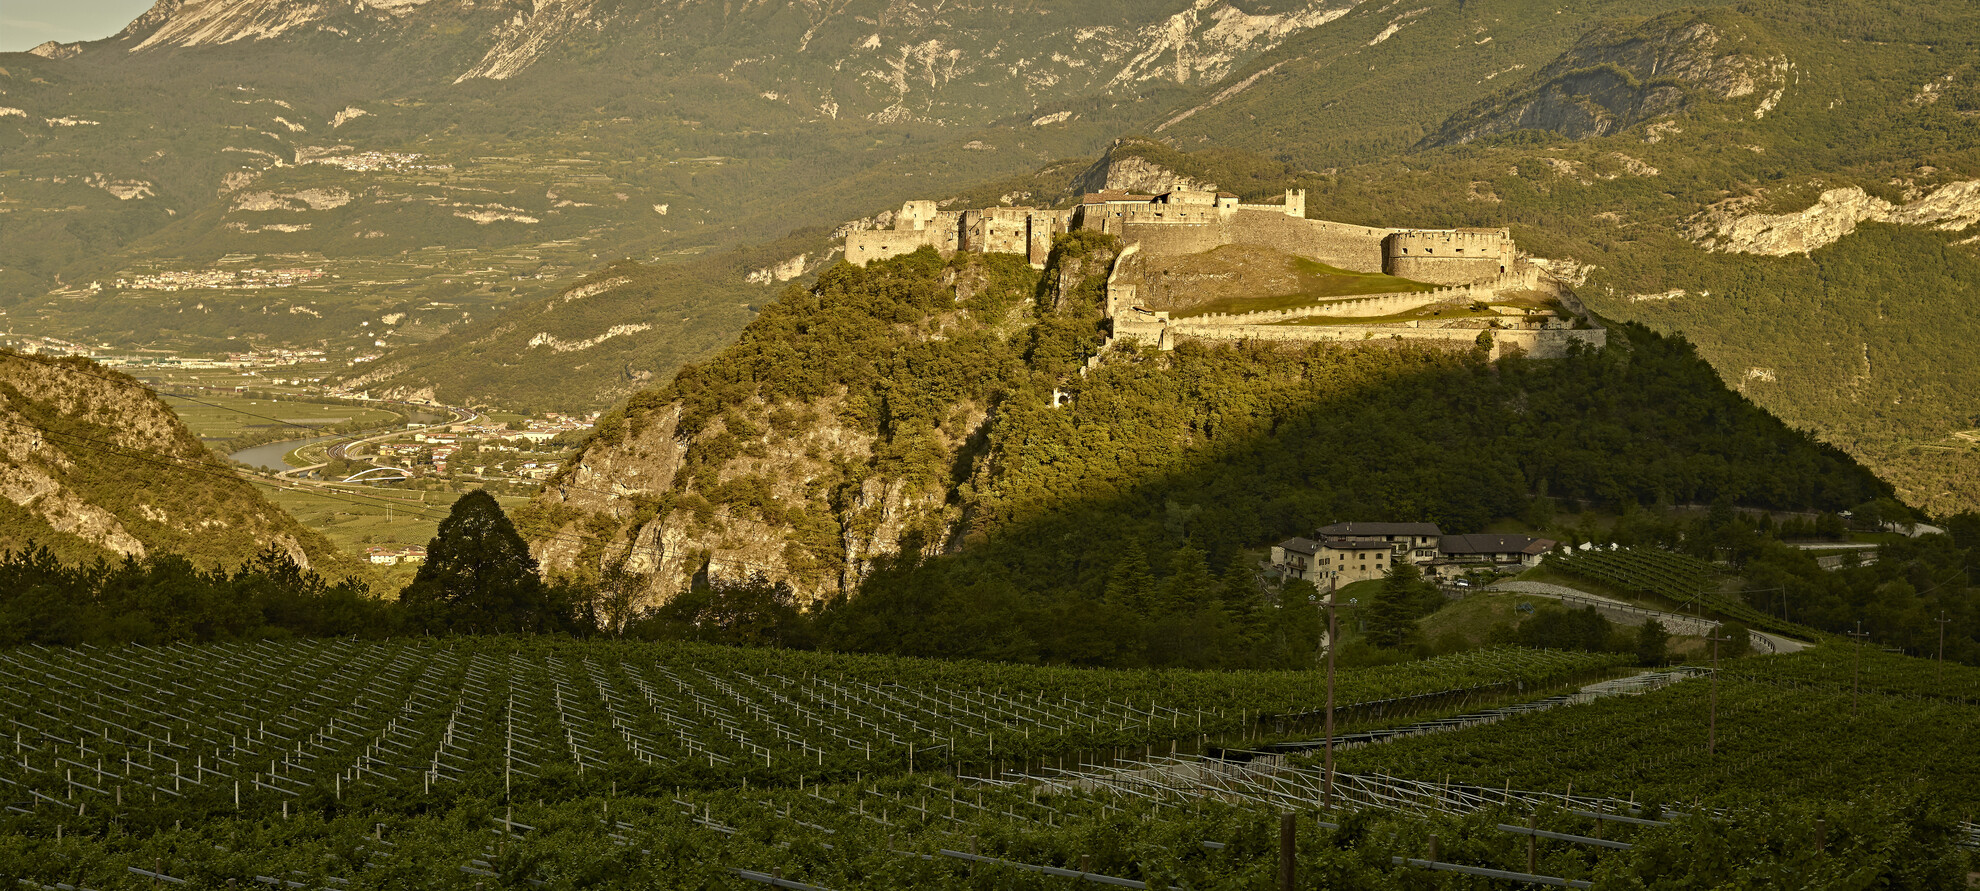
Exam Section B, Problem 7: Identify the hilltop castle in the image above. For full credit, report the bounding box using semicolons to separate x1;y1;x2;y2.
849;188;1511;285
847;188;1604;357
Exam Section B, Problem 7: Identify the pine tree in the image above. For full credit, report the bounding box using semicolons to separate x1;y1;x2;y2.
1103;542;1155;613
400;491;572;634
1635;618;1671;666
1367;562;1430;649
1155;544;1213;616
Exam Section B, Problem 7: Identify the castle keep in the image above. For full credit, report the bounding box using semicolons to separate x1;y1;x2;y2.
847;188;1603;357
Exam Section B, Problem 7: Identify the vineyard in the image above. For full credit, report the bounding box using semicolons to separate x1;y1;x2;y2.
0;639;1617;825
1544;548;1820;640
1334;659;1980;815
1724;645;1980;705
4;639;1974;888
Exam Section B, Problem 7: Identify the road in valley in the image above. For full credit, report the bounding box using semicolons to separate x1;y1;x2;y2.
1485;580;1810;654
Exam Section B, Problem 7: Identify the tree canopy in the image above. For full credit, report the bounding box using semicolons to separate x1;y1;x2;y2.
400;491;576;634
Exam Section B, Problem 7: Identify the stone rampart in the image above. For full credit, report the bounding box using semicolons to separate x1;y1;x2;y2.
1110;212;1393;272
1174;287;1469;326
1160;322;1604;357
1233;215;1390;273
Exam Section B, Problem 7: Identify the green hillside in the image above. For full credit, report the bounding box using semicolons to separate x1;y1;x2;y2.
522;242;1919;667
0;350;351;573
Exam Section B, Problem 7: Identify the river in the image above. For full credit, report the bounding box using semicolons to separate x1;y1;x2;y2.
229;433;346;472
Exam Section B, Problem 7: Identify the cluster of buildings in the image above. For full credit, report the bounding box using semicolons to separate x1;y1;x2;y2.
846;187;1516;287
307;151;451;173
371;414;592;480
117;268;325;292
1269;522;1557;587
366;545;427;566
846;188;1320;270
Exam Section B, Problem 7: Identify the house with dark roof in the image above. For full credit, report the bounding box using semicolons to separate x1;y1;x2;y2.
1268;538;1322;580
1271;533;1412;586
1314;522;1442;565
1432;534;1557;577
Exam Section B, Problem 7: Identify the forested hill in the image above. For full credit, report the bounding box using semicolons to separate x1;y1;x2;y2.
523;242;1894;662
0;351;347;572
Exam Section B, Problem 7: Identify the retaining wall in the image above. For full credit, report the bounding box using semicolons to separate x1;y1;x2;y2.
1162;323;1605;357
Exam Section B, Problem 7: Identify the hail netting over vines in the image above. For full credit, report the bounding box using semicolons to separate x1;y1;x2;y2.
4;748;1968;887
0;639;1622;827
1545;546;1821;638
1546;548;1719;602
1330;675;1980;814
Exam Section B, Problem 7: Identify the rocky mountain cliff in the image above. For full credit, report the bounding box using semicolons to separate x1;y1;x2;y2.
93;0;1362;113
518;245;1085;603
1424;11;1790;146
0;352;348;570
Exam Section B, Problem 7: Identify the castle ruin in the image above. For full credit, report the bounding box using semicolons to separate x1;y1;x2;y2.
846;188;1604;357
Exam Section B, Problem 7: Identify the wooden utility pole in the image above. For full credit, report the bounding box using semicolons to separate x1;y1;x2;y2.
1937;611;1952;689
1846;622;1871;717
1279;812;1296;891
1704;628;1731;755
1324;586;1338;810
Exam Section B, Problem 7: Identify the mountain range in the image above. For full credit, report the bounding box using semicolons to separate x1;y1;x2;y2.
3;0;1979;522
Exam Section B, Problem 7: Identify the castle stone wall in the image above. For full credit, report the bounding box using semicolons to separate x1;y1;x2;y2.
1114;221;1229;257
846;228;941;266
1228;215;1389;272
1382;229;1514;286
1174;287;1471;326
1158;322;1605;357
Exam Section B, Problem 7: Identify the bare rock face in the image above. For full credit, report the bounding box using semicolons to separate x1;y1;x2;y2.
524;251;1046;609
1689;181;1980;256
27;41;84;60
1074;139;1216;197
0;353;342;571
746;251;839;285
96;0;1366;125
529;389;966;608
1427;13;1791;146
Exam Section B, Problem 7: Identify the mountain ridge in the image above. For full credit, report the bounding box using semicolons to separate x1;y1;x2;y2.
0;351;352;572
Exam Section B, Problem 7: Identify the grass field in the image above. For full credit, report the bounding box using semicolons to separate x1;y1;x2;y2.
256;482;534;591
162;393;403;446
1142;246;1438;318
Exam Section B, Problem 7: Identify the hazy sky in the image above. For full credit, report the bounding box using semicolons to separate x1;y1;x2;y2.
2;0;155;52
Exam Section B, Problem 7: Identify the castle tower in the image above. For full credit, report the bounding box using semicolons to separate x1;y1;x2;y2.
1284;189;1306;219
898;200;939;231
